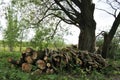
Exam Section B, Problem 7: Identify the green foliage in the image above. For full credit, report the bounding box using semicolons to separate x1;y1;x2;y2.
108;28;120;59
96;38;103;47
96;34;120;59
30;25;52;50
4;5;19;51
30;25;66;50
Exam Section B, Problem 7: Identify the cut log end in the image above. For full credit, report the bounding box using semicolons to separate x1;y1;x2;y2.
22;63;32;72
25;56;33;64
36;60;46;70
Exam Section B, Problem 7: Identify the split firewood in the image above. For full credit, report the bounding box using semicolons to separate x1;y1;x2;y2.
44;56;48;62
52;53;61;62
64;52;71;63
76;58;83;65
32;51;45;60
8;47;107;74
32;51;39;60
22;63;32;72
25;56;33;64
47;63;51;68
92;64;99;68
18;57;26;66
22;50;26;58
25;48;34;56
36;60;46;70
46;68;54;74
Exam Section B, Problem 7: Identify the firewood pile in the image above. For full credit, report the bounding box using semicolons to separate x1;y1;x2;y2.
8;46;107;74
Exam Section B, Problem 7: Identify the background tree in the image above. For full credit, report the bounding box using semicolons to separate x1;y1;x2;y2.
11;0;120;58
4;5;19;52
97;0;120;58
11;0;96;52
10;0;69;50
30;24;53;50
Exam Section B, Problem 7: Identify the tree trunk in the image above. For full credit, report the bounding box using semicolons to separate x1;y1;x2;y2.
9;45;13;52
19;39;23;52
102;12;120;58
2;40;6;51
78;1;96;53
78;27;96;52
101;33;110;58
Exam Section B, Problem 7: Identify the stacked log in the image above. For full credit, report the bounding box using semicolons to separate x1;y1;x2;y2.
8;46;107;74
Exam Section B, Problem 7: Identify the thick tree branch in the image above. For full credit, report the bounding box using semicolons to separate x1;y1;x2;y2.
66;0;80;16
54;0;76;23
51;13;79;26
71;0;82;9
108;12;120;41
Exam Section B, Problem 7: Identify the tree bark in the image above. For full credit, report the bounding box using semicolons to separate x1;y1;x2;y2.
102;12;120;58
101;32;110;58
54;0;96;53
78;1;96;53
78;27;96;52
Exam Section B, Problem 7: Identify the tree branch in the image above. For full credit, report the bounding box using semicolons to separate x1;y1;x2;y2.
54;0;76;23
115;0;120;5
108;12;120;41
66;0;80;16
71;0;82;9
50;20;62;39
96;8;116;18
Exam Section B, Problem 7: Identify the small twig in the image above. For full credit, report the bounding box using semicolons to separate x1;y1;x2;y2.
96;31;106;38
96;8;116;18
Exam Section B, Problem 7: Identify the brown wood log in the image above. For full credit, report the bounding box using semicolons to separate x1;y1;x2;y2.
46;68;54;74
18;57;26;66
32;51;39;60
46;63;51;68
22;63;32;72
25;48;34;56
52;54;61;62
8;47;107;73
25;56;33;64
36;60;46;70
8;58;20;66
22;50;26;58
25;47;33;53
32;51;45;60
44;56;48;62
76;58;83;65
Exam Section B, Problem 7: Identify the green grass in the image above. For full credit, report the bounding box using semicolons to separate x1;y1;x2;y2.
0;52;120;80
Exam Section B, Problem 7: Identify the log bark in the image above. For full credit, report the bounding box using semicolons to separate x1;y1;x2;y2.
8;47;107;73
33;51;45;60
